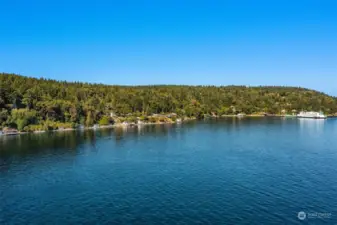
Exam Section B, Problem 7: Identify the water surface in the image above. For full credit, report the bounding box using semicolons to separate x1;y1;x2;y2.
1;118;337;224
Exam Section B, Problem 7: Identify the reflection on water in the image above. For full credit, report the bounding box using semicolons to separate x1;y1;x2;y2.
0;118;333;164
298;118;326;135
0;123;193;163
0;117;332;169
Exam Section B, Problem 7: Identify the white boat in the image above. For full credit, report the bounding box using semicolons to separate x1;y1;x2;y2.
297;111;327;119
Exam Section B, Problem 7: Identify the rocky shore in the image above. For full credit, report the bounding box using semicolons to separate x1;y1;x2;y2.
0;115;195;136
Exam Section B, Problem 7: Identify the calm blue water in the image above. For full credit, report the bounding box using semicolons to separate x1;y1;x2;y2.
1;118;337;224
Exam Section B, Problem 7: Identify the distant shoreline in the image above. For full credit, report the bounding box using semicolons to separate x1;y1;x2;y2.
0;119;192;136
2;115;336;137
2;74;337;136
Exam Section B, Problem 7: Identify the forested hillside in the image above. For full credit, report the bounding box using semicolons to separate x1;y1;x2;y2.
1;73;336;131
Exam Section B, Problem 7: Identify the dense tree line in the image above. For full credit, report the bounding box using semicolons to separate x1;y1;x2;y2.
1;73;336;131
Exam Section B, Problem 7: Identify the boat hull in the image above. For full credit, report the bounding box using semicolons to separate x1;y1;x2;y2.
297;116;327;119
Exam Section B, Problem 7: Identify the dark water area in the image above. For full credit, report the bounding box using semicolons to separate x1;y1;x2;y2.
1;118;337;224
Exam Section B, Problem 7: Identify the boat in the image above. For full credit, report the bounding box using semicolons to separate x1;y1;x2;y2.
297;111;327;119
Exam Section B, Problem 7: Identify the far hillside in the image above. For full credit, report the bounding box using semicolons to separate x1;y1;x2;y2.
1;73;336;131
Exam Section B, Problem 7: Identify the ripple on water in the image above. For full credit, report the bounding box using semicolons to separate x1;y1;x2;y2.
1;118;337;224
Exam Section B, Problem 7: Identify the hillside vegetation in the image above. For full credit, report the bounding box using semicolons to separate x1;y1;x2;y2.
1;73;336;131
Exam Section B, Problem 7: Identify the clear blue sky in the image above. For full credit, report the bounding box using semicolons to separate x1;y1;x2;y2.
1;0;336;95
